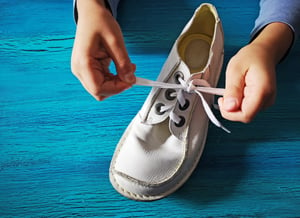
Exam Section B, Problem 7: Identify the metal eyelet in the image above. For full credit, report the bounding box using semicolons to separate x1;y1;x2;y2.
174;71;184;84
174;116;185;127
155;103;165;115
165;89;176;101
179;99;190;111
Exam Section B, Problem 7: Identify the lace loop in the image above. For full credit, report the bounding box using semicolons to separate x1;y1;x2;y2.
135;76;230;133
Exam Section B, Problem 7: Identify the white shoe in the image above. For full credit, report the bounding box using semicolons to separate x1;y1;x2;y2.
110;3;224;201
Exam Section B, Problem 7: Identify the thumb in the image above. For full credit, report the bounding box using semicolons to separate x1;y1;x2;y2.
219;60;245;112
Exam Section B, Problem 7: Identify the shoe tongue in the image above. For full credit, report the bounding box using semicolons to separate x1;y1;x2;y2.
179;60;190;74
190;68;207;79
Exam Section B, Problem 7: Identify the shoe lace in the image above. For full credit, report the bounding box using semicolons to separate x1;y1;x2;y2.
135;76;230;133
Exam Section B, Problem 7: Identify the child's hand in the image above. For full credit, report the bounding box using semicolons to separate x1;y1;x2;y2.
218;22;293;123
218;43;277;123
71;0;136;100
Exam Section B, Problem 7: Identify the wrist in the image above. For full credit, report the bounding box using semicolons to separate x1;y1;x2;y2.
251;22;293;64
76;0;110;22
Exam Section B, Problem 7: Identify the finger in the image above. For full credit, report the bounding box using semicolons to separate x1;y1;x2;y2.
74;58;131;101
240;79;274;117
81;73;131;101
100;76;132;98
219;80;268;123
218;97;244;122
221;57;246;112
218;97;256;123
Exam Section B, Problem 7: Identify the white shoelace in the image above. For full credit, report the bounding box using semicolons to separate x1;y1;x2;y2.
135;77;230;133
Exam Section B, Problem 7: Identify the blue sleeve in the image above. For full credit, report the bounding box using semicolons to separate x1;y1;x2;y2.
107;0;120;18
251;0;300;39
73;0;120;22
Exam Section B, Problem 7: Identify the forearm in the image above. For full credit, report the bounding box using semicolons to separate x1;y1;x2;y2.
251;22;293;65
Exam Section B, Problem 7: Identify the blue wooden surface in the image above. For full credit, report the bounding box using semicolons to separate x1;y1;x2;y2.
1;0;299;217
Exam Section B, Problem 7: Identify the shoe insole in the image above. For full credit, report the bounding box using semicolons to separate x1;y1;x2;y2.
178;34;211;73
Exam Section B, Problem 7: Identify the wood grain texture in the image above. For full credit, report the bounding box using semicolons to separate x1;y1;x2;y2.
1;0;299;217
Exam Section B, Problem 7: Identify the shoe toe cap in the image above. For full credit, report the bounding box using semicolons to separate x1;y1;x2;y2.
109;169;165;201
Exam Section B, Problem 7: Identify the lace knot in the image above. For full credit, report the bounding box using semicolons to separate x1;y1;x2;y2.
177;77;194;93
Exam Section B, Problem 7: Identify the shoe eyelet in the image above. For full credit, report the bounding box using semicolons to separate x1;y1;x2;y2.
174;116;185;127
174;71;184;84
155;103;165;115
179;99;190;111
165;89;176;101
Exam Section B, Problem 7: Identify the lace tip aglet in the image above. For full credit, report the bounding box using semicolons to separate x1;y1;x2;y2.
221;126;231;134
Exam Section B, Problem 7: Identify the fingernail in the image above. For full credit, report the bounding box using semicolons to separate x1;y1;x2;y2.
124;74;136;83
224;97;238;111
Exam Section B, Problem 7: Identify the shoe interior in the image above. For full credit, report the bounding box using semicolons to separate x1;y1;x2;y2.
178;5;216;73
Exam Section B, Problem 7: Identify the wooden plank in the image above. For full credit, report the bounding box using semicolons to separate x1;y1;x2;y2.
0;0;299;217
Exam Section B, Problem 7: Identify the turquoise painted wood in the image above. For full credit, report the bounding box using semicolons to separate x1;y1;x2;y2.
1;0;299;217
